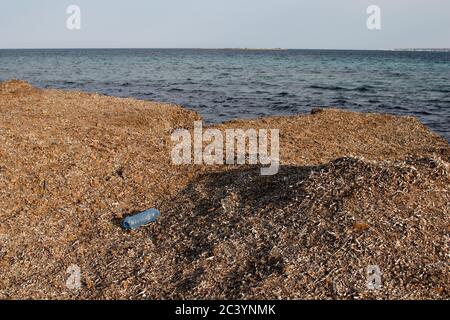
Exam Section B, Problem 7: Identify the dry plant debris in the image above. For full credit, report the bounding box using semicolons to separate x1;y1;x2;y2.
0;80;448;299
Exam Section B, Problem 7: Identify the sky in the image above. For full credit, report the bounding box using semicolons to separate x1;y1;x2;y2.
0;0;449;49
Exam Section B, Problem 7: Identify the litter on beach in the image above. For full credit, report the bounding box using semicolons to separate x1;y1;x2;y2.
122;208;161;230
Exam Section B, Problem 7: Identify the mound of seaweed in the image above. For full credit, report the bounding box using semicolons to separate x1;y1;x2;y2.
149;156;449;299
0;80;449;299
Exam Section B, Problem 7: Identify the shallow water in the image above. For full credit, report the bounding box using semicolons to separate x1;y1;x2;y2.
0;49;449;140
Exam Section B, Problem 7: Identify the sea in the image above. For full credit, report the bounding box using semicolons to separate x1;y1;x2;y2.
0;49;449;140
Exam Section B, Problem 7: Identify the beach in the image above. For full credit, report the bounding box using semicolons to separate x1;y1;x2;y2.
0;80;449;299
1;49;449;141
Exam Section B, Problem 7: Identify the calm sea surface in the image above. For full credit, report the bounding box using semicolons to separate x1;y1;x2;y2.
0;49;449;140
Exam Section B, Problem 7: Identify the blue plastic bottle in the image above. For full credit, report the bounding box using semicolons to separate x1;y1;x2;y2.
122;208;160;230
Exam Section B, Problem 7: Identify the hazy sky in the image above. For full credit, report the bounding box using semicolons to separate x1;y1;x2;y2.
1;0;449;49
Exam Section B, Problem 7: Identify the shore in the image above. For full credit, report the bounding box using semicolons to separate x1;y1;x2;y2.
0;80;448;299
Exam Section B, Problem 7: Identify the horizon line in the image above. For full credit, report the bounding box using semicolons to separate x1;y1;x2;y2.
0;47;449;51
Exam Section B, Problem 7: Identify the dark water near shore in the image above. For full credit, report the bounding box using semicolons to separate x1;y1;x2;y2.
0;49;449;140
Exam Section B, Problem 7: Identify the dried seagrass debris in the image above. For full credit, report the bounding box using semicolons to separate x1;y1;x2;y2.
0;80;448;300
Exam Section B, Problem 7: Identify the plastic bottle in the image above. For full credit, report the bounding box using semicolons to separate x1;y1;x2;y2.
122;208;160;230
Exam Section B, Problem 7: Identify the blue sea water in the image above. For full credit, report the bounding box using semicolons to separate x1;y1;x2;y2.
0;49;449;140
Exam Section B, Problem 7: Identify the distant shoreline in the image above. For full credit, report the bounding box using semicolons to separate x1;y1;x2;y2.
393;48;450;52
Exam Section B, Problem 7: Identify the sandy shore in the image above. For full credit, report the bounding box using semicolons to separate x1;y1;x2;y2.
0;80;448;299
